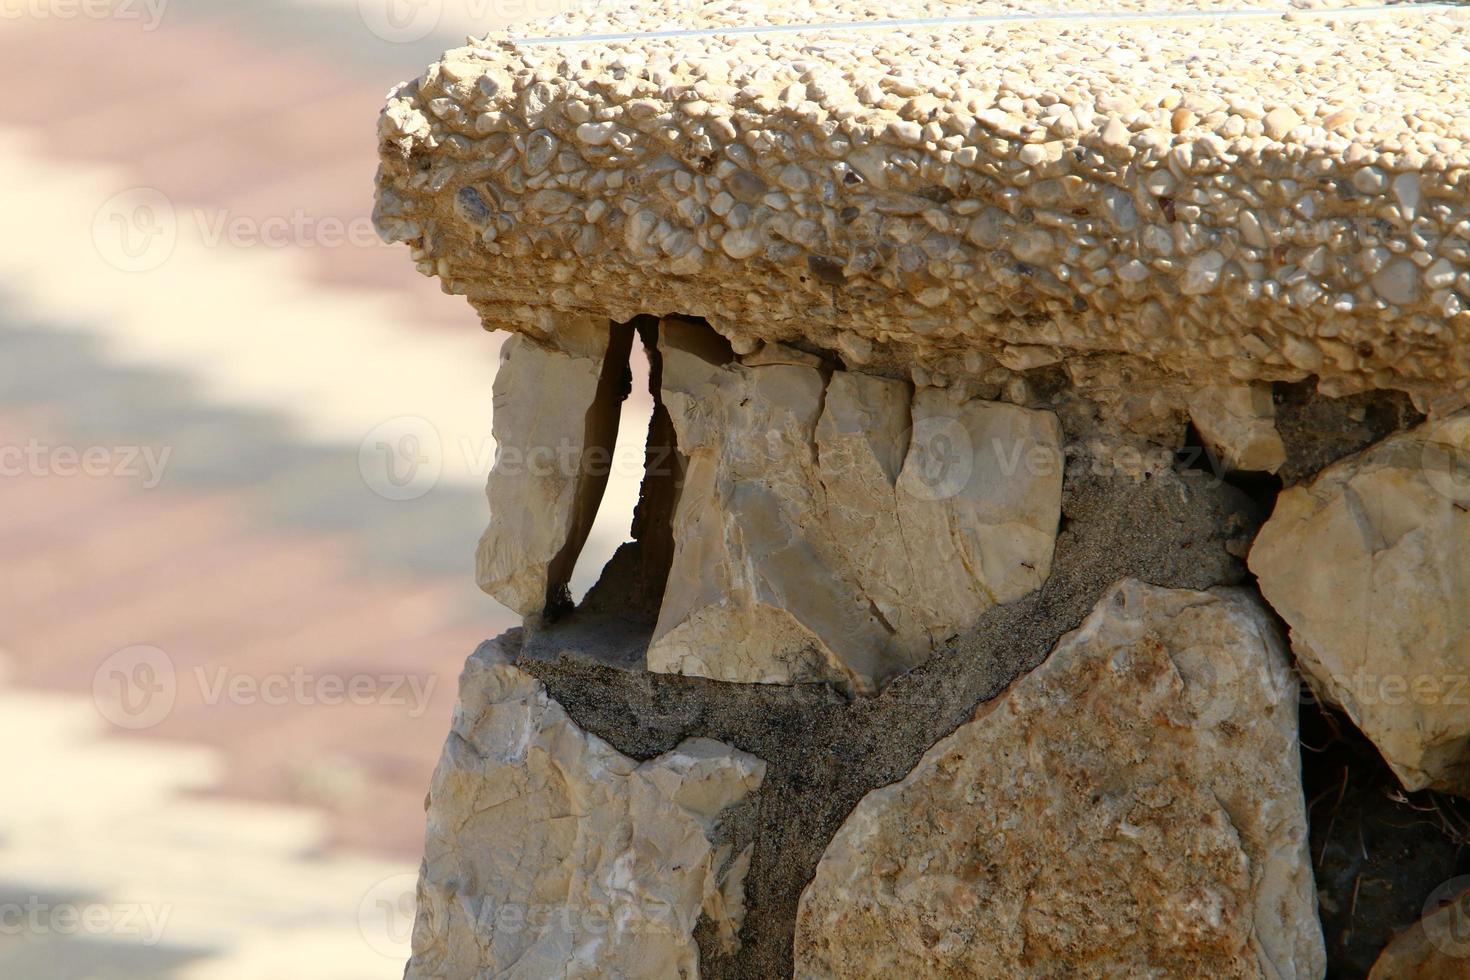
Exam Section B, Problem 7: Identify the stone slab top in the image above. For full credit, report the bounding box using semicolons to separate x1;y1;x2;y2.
376;0;1470;410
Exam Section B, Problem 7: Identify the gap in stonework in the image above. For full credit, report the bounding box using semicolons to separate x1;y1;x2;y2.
573;316;689;626
560;322;656;608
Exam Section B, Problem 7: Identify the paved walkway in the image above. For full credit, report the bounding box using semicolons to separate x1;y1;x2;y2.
0;2;646;975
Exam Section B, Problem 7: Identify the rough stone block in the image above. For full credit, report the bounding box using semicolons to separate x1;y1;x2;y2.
650;322;1062;693
795;580;1323;979
1251;413;1470;796
408;638;766;978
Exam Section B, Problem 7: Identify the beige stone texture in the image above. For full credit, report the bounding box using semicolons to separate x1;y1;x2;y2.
1188;383;1287;473
476;316;627;617
648;320;1062;693
795;580;1323;979
408;639;766;979
1250;413;1470;796
377;1;1470;414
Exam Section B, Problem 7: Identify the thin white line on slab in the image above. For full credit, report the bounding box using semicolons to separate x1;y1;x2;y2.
508;3;1462;44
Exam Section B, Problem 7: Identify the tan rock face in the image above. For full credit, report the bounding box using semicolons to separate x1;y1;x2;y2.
476;316;631;617
649;320;1063;693
1251;413;1470;796
795;580;1323;979
1188;383;1286;473
408;639;766;979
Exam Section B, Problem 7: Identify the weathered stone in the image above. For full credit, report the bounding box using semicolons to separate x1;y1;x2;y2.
1251;413;1470;796
1188;383;1287;473
476;317;631;617
648;320;1062;693
795;580;1323;979
408;638;766;979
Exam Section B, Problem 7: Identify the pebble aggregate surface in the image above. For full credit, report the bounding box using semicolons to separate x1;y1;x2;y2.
376;0;1470;411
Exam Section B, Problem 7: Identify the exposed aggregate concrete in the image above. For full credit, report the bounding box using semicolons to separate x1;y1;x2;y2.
377;0;1470;422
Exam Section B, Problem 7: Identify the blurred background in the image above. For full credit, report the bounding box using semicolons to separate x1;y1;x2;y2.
0;1;654;976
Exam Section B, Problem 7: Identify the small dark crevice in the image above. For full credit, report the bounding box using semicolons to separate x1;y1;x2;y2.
579;315;686;625
1299;694;1470;978
530;316;721;665
542;319;636;621
1173;421;1283;524
1272;378;1425;486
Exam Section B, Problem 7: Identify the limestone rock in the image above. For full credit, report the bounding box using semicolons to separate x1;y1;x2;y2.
476;317;630;617
1368;882;1470;979
1251;413;1470;796
1188;384;1287;473
795;580;1324;979
408;639;766;979
649;320;1062;693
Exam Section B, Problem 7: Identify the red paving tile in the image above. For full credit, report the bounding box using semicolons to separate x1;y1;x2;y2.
6;527;336;637
0;15;511;859
0;491;248;608
162;92;386;205
63;72;355;172
0;464;153;552
0;401;504;850
7;512;371;655
0;17;300;127
0;468;495;857
0;15;469;333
